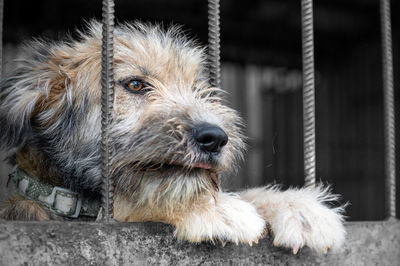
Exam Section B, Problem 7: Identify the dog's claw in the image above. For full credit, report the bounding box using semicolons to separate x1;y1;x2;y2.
254;239;259;244
273;241;279;247
322;247;329;254
218;239;227;247
292;245;299;255
248;241;253;247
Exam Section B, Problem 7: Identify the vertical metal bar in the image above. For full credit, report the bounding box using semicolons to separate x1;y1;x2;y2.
208;0;221;88
301;0;316;187
380;0;396;219
100;0;115;222
0;0;4;78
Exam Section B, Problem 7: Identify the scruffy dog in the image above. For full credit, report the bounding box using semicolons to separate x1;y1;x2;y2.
0;21;345;254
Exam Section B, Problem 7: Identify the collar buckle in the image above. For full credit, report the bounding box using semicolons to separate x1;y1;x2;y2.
47;186;83;218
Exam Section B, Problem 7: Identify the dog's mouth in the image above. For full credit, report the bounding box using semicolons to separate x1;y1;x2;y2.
133;161;218;173
128;160;222;190
192;162;214;170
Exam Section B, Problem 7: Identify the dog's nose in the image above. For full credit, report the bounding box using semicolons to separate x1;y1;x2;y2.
193;124;228;153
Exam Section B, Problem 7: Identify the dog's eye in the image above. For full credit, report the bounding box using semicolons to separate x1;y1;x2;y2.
127;80;144;91
121;78;151;95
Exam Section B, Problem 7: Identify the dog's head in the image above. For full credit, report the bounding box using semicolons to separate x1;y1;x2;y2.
0;21;245;198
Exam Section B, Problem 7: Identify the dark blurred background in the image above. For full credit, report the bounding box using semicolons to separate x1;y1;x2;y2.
0;0;399;221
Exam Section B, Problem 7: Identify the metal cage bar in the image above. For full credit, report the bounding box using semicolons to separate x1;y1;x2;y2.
301;0;316;186
100;0;115;222
380;0;396;219
208;0;221;88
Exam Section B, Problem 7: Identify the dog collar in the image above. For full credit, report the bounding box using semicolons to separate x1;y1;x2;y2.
11;167;100;218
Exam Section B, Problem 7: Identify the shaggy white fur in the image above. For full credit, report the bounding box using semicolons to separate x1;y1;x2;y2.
174;192;266;244
240;185;346;253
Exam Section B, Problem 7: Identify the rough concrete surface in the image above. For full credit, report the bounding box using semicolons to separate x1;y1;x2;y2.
0;220;399;266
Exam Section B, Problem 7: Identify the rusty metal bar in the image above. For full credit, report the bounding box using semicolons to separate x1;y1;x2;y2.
380;0;396;219
208;0;221;88
301;0;316;186
99;0;115;222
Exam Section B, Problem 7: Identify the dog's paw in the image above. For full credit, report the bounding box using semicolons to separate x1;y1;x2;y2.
173;193;266;245
242;185;346;254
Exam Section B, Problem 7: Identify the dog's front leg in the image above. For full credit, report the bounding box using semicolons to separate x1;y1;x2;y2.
240;186;346;253
173;192;266;245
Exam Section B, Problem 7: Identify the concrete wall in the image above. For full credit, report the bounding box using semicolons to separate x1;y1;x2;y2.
0;221;399;265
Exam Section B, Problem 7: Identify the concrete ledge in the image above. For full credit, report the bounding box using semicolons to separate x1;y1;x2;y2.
0;221;399;265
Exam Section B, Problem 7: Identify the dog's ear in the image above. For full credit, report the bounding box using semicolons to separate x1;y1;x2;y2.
0;74;41;149
0;41;72;150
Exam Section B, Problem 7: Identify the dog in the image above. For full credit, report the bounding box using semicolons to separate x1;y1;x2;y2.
0;21;345;254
